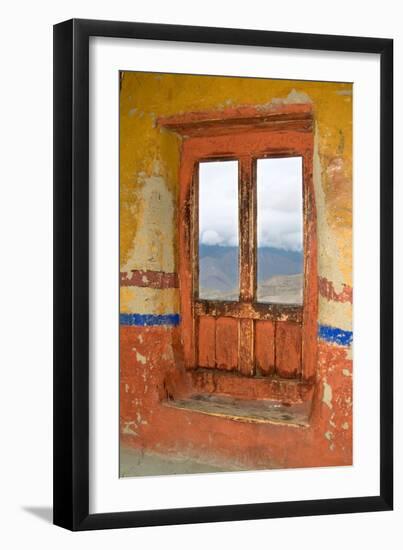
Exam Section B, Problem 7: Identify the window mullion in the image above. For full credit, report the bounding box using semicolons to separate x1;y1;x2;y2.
239;156;256;303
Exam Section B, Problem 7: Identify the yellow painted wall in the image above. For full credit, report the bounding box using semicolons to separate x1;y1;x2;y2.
120;72;352;329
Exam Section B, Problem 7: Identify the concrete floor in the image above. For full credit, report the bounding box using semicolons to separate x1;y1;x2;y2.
120;446;244;477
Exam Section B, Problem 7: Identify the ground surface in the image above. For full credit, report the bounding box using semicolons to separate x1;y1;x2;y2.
120;446;246;477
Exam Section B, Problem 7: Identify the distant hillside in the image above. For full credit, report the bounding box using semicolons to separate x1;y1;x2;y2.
257;273;303;304
199;244;302;301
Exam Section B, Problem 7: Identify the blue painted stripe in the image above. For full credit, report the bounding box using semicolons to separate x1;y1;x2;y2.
318;324;353;346
120;313;180;327
120;315;352;346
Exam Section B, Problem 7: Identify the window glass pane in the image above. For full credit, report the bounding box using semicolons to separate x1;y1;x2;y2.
198;160;239;300
257;157;303;304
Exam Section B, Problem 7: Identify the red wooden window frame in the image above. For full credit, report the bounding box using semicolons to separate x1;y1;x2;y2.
158;104;318;383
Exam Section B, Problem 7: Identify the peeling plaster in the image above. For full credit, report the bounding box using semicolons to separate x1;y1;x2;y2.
134;350;147;365
251;90;314;118
121;286;179;315
323;381;333;409
271;88;313;106
119;74;353;470
319;297;353;332
313;129;347;296
121;175;175;273
122;422;139;436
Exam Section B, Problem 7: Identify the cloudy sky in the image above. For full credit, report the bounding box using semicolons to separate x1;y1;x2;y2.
199;157;303;252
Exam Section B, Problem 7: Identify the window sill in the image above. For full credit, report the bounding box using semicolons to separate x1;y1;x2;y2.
162;394;311;428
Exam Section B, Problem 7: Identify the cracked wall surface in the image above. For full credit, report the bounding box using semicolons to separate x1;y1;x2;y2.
119;72;353;471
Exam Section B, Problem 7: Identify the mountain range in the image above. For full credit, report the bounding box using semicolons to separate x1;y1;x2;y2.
199;244;303;303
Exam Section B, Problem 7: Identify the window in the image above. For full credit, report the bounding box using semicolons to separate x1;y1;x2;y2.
198;160;239;301
160;105;317;383
256;157;303;305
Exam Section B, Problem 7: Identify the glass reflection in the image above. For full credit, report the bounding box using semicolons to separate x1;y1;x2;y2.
198;160;239;301
256;157;303;304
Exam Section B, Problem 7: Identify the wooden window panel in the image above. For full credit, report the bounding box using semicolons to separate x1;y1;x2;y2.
198;316;216;368
161;105;317;383
238;318;254;376
275;322;302;378
255;320;275;376
194;299;302;323
215;317;238;371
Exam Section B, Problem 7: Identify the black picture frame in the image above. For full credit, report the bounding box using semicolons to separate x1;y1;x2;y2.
53;18;393;531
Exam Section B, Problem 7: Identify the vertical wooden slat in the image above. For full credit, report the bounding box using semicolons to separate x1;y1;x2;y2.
192;164;199;300
192;165;200;367
238;157;256;376
275;322;302;378
301;146;318;382
178;151;198;369
239;319;254;376
216;318;238;371
198;317;216;368
239;156;256;301
255;320;275;375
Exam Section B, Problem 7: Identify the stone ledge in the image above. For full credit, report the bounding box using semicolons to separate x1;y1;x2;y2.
162;394;311;427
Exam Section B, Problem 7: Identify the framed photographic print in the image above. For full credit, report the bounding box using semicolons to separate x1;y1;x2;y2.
53;19;393;530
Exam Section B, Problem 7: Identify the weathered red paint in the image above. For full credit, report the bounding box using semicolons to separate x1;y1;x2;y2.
157;103;313;138
174;108;317;382
188;369;314;403
215;317;238;371
119;105;350;471
198;316;216;368
120;269;178;289
255;320;275;375
275;322;302;379
120;325;352;470
318;276;353;303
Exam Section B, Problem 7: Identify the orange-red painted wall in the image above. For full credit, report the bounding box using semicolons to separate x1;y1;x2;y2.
119;72;353;470
120;327;351;469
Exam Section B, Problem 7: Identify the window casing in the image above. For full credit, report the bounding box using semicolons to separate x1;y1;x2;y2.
159;105;317;383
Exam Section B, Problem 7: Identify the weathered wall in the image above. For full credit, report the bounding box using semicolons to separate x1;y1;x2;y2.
120;72;353;469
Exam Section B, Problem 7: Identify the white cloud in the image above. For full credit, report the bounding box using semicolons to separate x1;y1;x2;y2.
199;160;239;246
257;157;303;251
199;157;303;251
201;229;223;245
